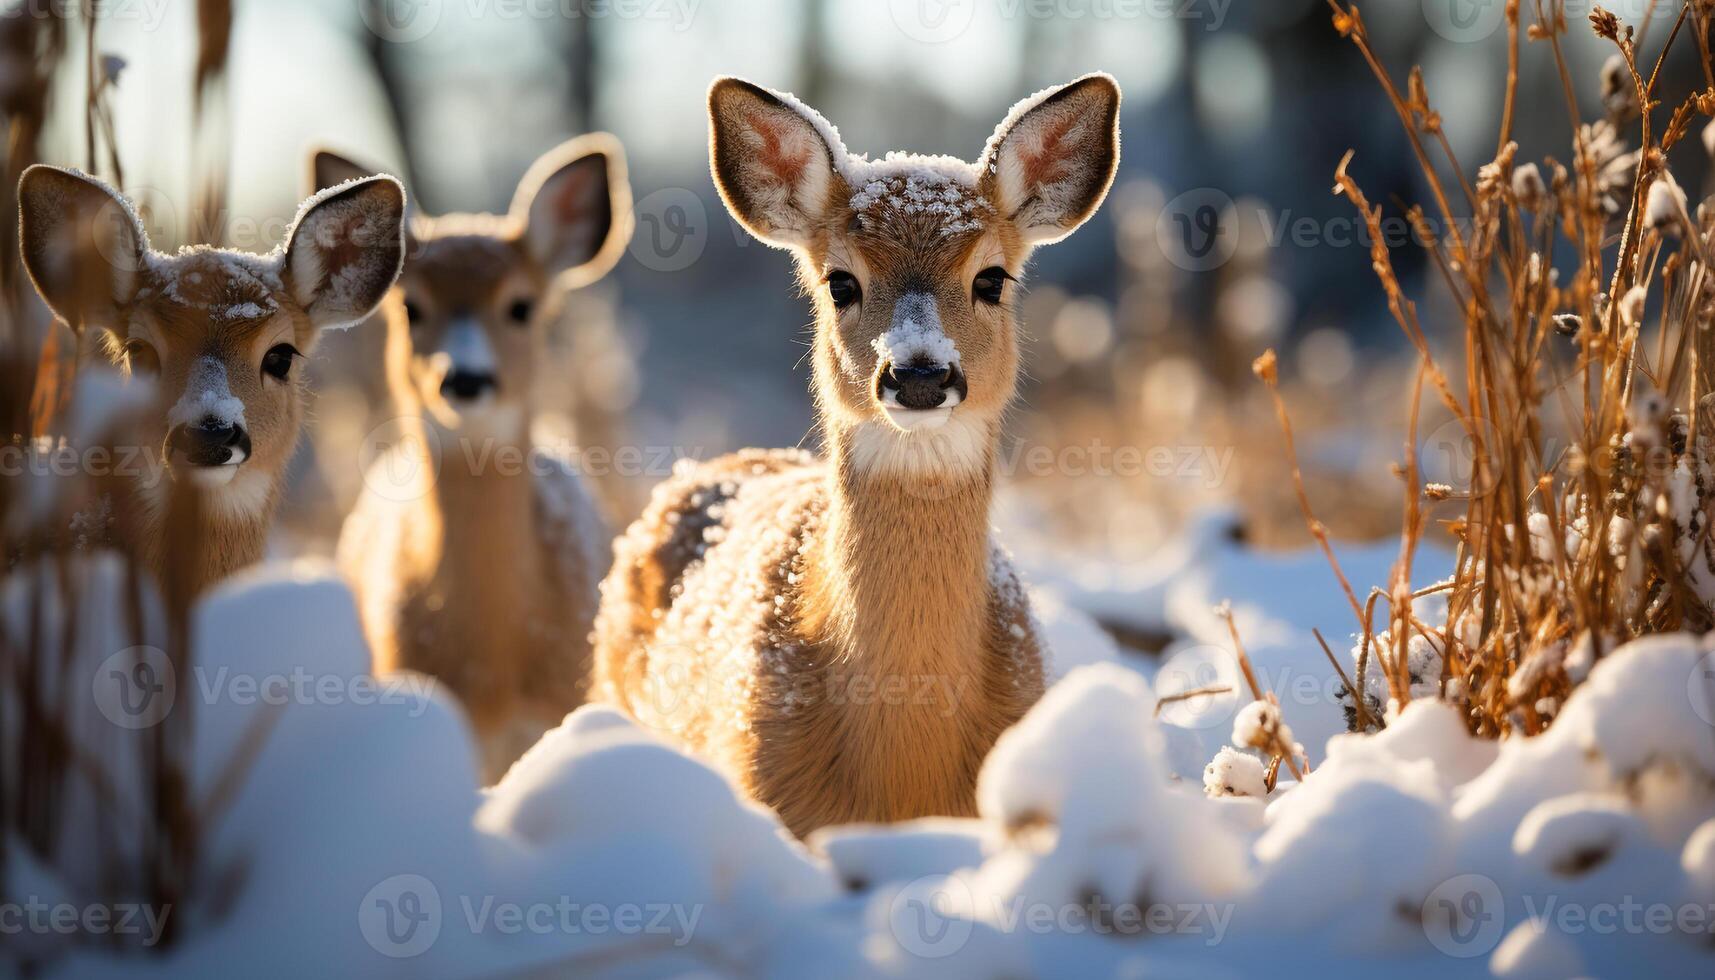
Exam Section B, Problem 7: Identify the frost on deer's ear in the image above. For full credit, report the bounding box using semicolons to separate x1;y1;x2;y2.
282;174;406;331
511;133;631;289
707;76;844;249
979;73;1121;245
17;164;148;332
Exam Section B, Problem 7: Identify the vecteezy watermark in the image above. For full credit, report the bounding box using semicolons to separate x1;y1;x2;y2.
630;187;709;273
359;874;703;958
1422;873;1507;958
1423;0;1657;43
356;418;706;504
92;646;177;731
92;649;439;730
0;898;172;948
1691;649;1715;728
634;655;980;729
888;0;1229;43
359;0;701;43
1156;188;1239;273
1;0;171;31
887;874;1235;958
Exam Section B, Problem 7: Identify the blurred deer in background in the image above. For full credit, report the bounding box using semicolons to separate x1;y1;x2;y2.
17;165;406;597
328;136;631;782
594;75;1121;835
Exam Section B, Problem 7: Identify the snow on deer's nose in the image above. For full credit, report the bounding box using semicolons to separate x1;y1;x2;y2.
166;356;250;484
873;292;966;429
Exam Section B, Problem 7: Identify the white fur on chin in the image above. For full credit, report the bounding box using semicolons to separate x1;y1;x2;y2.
846;411;990;481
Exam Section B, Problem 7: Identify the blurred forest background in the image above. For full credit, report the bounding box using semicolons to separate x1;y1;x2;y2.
20;0;1713;561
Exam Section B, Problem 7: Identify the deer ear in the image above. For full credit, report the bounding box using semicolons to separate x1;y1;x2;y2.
308;148;382;195
707;76;843;249
511;133;631;289
283;174;406;331
979;73;1121;245
17;165;148;332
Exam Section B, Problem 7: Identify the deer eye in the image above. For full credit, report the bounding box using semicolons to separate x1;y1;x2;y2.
973;267;1010;305
122;340;158;376
262;343;299;382
507;298;534;325
826;271;860;310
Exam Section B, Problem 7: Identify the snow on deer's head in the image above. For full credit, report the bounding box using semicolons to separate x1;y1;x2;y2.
312;135;631;435
19;165;406;511
708;74;1119;472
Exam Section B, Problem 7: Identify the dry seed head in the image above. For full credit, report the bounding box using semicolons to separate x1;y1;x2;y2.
1644;173;1689;233
1600;53;1638;119
1252;348;1279;384
1512;162;1546;209
1620;284;1648;326
1425;482;1454;501
1553;313;1582;336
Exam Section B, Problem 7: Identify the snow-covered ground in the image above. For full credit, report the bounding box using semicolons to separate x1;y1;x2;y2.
5;515;1713;979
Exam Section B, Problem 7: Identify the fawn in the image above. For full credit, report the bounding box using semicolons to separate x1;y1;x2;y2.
329;136;631;782
593;75;1121;835
17;165;406;596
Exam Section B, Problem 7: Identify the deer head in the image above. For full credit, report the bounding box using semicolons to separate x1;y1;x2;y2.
311;136;631;435
707;75;1120;475
19;165;406;513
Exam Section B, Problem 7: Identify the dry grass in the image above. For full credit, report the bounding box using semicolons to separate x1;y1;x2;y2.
1;3;238;969
1262;0;1715;738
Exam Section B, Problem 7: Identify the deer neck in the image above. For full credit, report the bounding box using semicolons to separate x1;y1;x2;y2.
809;415;999;681
411;412;541;613
132;465;279;598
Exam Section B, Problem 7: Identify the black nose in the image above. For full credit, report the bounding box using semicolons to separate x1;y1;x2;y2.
441;370;498;401
168;418;249;467
879;362;965;411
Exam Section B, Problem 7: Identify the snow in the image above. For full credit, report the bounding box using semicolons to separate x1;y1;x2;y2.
871;309;961;368
166;356;246;429
1203;746;1268;798
12;515;1715;978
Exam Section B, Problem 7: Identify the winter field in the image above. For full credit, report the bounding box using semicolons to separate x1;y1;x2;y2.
6;2;1715;979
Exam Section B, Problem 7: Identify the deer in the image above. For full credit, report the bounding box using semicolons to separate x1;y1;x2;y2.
16;164;407;598
327;136;631;782
592;75;1121;836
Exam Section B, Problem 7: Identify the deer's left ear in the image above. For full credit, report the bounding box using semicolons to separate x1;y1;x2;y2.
979;73;1121;245
283;174;407;330
511;133;632;289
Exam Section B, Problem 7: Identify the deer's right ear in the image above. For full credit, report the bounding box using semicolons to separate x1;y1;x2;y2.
707;77;843;249
283;174;407;331
309;148;381;195
18;165;148;332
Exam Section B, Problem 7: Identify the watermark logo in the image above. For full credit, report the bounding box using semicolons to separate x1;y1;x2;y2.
360;0;444;42
1422;873;1505;958
358;415;442;503
360;874;443;958
1156;188;1237;273
629;187;708;273
1422;0;1504;42
92;645;175;730
889;0;977;43
889;875;975;958
1691;649;1715;728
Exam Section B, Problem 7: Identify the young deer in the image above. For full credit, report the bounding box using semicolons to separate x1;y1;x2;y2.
594;76;1121;835
17;165;406;596
330;137;630;782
